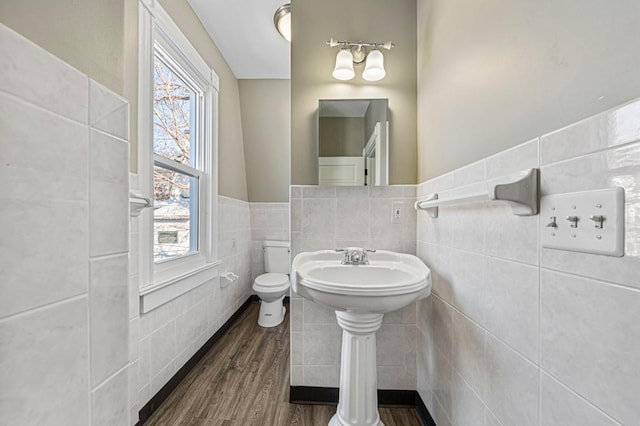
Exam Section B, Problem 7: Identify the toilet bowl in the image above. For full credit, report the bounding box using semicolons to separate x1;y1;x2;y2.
253;273;289;327
253;240;290;327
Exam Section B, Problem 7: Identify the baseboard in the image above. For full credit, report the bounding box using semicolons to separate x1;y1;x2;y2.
137;296;257;425
415;392;437;426
289;386;436;426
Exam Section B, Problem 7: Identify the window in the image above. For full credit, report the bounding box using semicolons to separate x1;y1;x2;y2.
137;1;219;311
153;52;201;261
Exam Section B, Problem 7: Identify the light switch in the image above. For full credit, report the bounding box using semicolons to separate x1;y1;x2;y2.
392;201;405;224
540;187;625;257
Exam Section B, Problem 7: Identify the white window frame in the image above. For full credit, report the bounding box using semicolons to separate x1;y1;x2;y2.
137;0;219;312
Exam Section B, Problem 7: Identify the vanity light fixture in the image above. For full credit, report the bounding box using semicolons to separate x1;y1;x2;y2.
274;4;291;42
327;37;394;82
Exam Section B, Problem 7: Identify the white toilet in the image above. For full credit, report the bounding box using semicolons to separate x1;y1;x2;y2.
253;240;290;327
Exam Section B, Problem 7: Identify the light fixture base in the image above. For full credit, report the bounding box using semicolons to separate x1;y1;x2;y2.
351;46;366;64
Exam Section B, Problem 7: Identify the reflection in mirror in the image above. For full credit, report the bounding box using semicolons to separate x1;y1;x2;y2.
318;99;389;186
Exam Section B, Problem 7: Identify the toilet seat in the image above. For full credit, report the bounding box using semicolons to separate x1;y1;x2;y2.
253;273;289;293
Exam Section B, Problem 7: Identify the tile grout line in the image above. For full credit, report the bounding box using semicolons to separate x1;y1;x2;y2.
538;136;542;426
540;370;623;425
0;89;89;127
0;293;88;323
87;87;93;426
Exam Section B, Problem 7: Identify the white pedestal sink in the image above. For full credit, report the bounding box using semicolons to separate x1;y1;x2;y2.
291;249;432;426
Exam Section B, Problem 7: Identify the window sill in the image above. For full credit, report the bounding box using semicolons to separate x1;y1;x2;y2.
140;260;221;313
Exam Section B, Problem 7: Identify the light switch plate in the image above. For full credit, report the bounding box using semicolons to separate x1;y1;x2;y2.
392;201;405;224
540;187;625;257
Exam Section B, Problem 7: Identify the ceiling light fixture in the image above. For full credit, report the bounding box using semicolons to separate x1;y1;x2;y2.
327;38;394;82
274;4;291;42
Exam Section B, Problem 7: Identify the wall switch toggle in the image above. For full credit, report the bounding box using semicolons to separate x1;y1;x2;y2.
590;215;605;229
565;215;579;228
546;216;557;228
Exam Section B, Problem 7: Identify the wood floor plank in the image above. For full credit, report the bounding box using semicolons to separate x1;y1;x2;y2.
144;303;422;426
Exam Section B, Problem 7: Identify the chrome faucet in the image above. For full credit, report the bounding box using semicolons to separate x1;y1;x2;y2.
336;247;375;265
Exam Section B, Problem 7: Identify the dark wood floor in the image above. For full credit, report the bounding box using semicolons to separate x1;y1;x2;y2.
145;303;422;426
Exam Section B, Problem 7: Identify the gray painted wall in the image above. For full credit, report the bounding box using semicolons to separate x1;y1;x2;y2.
319;117;365;157
0;0;125;95
239;79;291;202
417;0;640;181
291;0;417;185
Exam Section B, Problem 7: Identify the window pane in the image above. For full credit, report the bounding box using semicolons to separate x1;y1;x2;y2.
153;55;197;167
153;166;198;261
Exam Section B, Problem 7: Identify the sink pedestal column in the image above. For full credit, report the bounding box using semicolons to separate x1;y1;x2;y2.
330;311;385;426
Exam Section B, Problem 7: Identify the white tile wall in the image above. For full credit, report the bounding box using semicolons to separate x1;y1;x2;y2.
130;195;253;418
289;185;418;389
0;24;130;426
417;99;640;426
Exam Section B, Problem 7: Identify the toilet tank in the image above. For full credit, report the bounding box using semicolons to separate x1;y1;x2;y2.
263;240;290;274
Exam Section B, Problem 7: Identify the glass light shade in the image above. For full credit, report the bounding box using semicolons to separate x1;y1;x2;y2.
274;4;291;42
362;49;386;81
332;49;355;80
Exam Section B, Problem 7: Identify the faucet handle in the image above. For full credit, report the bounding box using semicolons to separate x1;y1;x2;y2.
365;249;376;253
335;248;347;252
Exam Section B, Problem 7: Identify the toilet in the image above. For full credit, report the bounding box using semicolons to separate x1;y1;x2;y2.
253;240;290;327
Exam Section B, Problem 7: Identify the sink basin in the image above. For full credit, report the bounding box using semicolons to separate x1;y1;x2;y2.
291;249;431;313
291;249;432;426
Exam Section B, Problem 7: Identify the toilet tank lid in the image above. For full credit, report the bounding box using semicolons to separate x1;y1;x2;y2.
263;240;290;248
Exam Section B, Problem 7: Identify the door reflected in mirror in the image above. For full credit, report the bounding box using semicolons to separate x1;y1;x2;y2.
318;99;389;186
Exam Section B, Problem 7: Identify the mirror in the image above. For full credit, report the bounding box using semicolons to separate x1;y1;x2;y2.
318;99;389;186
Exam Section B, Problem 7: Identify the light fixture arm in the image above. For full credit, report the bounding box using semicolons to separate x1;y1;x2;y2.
326;37;395;50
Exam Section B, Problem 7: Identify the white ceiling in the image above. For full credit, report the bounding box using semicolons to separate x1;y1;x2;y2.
187;0;291;79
